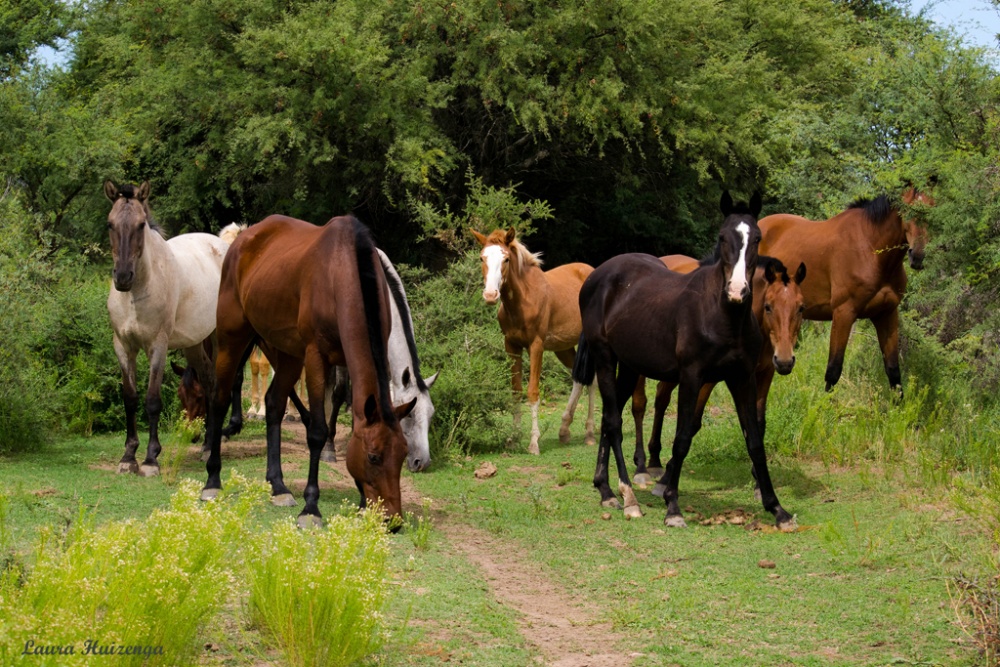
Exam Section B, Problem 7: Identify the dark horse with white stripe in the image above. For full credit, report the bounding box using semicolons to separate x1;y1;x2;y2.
573;192;796;530
201;215;414;528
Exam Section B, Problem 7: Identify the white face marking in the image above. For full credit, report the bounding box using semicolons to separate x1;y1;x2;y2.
481;245;506;301
727;222;751;302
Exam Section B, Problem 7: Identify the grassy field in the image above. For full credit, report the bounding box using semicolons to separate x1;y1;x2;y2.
1;379;992;667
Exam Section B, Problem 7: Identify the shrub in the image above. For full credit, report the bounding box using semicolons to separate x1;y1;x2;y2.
246;507;393;667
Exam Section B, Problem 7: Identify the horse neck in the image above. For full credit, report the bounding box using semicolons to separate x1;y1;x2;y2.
132;227;171;293
863;209;909;269
499;249;542;313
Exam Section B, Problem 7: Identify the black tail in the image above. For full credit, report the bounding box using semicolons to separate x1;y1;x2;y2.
571;333;595;386
353;218;397;426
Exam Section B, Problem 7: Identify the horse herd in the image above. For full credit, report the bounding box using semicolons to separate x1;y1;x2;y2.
102;180;933;530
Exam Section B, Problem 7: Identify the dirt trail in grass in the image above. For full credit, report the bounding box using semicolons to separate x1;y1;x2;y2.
280;421;636;666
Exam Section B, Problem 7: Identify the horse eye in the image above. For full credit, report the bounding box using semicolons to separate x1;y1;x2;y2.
798;306;805;313
764;304;772;313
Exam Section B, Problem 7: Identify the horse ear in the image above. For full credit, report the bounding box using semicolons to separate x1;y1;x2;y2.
720;191;734;216
470;229;488;246
170;361;185;377
749;191;763;218
424;371;439;388
401;367;411;388
794;262;807;285
364;395;379;423
394;397;418;421
104;180;118;201
137;181;151;201
505;227;517;245
763;259;778;284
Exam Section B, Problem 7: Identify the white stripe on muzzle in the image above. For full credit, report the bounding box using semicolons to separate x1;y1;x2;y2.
727;222;750;302
482;245;505;302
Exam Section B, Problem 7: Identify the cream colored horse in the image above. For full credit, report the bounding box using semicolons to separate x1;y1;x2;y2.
104;180;241;476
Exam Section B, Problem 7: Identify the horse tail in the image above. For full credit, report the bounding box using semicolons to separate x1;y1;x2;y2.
572;333;595;386
353;219;398;426
376;248;426;390
218;222;246;245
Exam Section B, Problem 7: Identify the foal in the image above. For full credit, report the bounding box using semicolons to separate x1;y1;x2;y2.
574;192;796;530
472;228;596;454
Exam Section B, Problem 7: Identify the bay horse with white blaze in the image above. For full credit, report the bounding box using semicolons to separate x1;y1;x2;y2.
104;180;241;476
472;228;596;454
758;186;933;395
201;214;414;528
574;192;796;530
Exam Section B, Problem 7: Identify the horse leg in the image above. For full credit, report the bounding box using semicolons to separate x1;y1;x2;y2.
612;364;643;518
322;366;350;462
264;355;304;507
825;307;857;391
506;339;524;439
592;347;622;508
585;381;597;446
298;349;332;528
872;309;903;398
654;382;713;498
646;380;675;476
631;377;650;486
726;375;795;531
554;348;581;444
138;338;168;477
113;336;141;475
751;365;777;501
526;339;545;455
659;375;703;527
220;342;254;440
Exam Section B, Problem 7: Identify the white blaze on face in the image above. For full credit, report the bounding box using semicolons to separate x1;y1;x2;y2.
481;245;506;302
727;222;751;302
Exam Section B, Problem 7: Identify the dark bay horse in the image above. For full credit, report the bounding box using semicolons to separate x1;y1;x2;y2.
630;256;806;497
472;228;596;454
573;192;796;530
104;181;242;476
201;215;414;528
758;187;933;395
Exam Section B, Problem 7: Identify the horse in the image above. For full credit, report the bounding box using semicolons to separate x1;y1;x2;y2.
200;214;415;528
247;346;271;419
471;228;596;454
573;192;796;530
104;180;242;477
758;186;933;395
629;255;807;497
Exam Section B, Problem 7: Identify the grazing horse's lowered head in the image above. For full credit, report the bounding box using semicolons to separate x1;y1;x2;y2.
171;361;206;421
714;191;764;304
104;180;157;292
760;258;807;375
901;185;935;271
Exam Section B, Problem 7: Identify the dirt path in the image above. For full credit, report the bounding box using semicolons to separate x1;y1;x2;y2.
273;420;637;667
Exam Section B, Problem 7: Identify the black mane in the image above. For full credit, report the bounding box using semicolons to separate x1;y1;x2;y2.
847;194;894;226
354;218;398;425
379;253;427;392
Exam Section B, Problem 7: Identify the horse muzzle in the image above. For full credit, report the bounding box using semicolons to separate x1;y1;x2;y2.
727;286;751;304
908;250;925;271
773;355;796;376
113;268;135;292
482;290;500;305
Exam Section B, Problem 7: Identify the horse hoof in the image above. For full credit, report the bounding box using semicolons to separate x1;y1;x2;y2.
584;435;597;446
319;449;337;463
271;493;297;507
624;505;644;520
558;427;571;444
777;515;798;533
633;472;652;487
138;464;160;478
601;497;622;510
117;461;139;475
297;514;323;530
647;466;664;477
664;514;688;528
651;484;667;498
200;488;220;501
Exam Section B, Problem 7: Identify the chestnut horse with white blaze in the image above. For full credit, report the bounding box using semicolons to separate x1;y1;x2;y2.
201;215;414;528
758;186;933;395
104;180;242;477
471;228;596;454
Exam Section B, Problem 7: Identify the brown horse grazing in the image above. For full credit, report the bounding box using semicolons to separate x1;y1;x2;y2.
630;256;807;495
758;187;933;395
201;215;415;528
574;192;796;530
471;228;596;454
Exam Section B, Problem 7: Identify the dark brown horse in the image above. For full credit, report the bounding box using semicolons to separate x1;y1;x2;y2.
630;255;806;490
573;192;796;530
758;187;933;395
201;215;414;527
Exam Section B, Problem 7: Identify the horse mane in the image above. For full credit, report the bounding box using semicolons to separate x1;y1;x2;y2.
218;222;245;245
483;230;543;272
758;255;790;285
846;194;894;227
377;249;428;392
353;218;398;425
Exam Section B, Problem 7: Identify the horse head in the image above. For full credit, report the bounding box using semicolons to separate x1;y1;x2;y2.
104;180;155;292
171;361;207;422
398;368;437;472
347;393;416;527
761;259;807;375
471;227;517;305
718;191;763;303
901;185;934;271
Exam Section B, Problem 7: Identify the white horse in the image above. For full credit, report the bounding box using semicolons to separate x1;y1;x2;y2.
104;180;241;476
320;249;438;472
